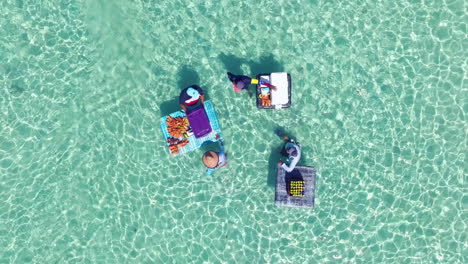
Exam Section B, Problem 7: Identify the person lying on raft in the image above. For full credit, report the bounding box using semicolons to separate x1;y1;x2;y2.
179;85;205;113
226;72;276;97
202;134;228;176
276;129;301;173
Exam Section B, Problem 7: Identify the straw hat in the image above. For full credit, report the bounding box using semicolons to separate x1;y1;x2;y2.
202;151;219;168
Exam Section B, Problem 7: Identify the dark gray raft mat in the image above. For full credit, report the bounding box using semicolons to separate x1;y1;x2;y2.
275;165;316;208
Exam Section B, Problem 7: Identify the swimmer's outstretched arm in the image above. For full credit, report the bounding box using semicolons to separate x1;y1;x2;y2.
218;141;225;153
215;133;225;152
281;157;298;173
252;78;277;90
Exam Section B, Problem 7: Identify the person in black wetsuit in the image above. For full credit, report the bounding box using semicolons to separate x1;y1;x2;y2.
274;129;304;196
226;72;275;97
275;129;301;173
179;85;205;113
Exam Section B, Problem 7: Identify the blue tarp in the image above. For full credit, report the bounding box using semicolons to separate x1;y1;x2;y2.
160;100;222;156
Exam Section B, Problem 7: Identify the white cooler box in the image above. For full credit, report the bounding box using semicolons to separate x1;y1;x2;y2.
256;72;291;109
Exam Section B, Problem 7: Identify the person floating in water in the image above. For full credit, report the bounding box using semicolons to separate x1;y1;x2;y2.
275;129;301;173
226;72;276;97
179;85;205;113
202;134;228;175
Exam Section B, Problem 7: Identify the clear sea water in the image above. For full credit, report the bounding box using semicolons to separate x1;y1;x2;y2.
0;0;466;263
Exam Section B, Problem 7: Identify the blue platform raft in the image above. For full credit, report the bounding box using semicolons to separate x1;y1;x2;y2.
160;100;222;156
275;165;316;208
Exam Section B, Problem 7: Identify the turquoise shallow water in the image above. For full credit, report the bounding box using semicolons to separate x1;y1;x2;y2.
0;0;466;263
